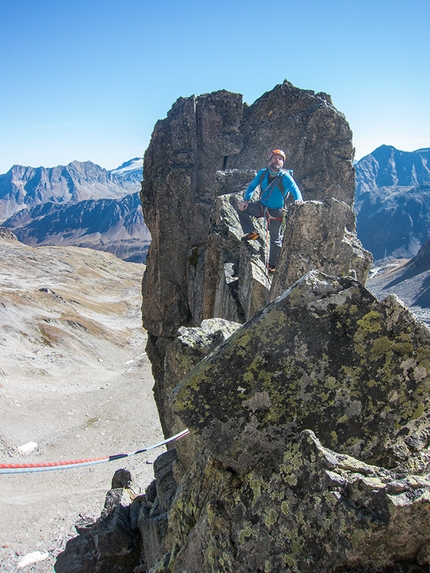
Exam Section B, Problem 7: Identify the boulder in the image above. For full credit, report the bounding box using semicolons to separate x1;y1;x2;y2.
158;430;430;573
173;270;430;475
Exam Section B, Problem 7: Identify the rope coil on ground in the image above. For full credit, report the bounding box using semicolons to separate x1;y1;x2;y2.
0;428;190;474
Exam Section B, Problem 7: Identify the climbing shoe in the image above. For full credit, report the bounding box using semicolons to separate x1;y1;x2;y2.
241;232;259;241
268;265;276;273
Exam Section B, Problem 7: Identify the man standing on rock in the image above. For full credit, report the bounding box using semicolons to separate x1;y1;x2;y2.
237;149;303;273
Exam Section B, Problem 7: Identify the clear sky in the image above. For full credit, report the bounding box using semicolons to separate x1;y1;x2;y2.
1;0;429;173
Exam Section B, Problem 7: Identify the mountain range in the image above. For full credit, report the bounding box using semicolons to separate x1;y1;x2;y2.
354;145;430;261
0;146;429;265
0;158;150;263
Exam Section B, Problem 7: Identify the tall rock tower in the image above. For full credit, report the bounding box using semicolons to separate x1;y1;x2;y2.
140;80;372;436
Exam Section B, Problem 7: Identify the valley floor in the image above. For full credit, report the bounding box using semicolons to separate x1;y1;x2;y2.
0;239;163;572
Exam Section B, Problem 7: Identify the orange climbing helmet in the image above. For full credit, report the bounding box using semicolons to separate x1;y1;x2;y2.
270;149;286;161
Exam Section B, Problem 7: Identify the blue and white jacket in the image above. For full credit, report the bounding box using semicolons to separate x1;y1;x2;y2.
244;168;302;210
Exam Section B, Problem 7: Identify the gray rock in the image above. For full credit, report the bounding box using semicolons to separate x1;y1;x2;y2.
153;449;178;512
271;198;372;298
136;450;180;571
163;319;241;473
55;486;141;573
157;430;430;573
111;467;138;492
173;270;430;474
141;81;370;441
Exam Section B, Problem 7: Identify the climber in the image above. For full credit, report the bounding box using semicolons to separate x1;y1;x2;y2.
237;149;303;273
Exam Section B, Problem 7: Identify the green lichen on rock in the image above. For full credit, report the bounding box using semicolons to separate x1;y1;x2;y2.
151;430;430;573
172;271;430;474
147;271;430;572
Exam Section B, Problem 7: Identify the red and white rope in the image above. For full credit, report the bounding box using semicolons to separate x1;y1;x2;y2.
0;429;190;474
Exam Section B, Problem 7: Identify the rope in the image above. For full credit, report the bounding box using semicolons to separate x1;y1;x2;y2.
0;429;190;474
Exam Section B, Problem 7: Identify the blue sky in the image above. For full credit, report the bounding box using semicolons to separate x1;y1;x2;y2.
0;0;429;173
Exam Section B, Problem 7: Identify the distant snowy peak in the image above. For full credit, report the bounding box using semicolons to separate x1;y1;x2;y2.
110;157;143;185
111;157;142;174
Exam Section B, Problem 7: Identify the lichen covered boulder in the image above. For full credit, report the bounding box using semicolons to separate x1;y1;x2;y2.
173;270;430;474
155;430;430;573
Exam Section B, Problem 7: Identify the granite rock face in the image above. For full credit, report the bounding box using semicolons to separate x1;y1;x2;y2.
61;82;430;572
173;270;430;475
148;272;430;573
140;81;371;439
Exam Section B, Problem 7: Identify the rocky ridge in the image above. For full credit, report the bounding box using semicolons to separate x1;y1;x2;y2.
137;83;430;572
56;82;430;573
140;80;371;435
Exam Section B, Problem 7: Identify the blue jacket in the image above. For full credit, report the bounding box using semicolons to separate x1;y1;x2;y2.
244;168;302;209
